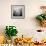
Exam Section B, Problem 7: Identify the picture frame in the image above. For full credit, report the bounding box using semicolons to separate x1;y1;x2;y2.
11;5;25;19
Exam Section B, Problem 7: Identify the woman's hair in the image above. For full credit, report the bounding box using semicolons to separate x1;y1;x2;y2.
40;6;46;9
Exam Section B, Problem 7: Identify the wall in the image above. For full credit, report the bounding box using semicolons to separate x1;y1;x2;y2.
0;0;46;38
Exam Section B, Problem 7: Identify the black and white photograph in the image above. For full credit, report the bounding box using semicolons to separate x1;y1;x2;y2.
11;5;25;19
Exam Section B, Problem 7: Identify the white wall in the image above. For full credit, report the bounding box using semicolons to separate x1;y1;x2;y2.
0;0;46;38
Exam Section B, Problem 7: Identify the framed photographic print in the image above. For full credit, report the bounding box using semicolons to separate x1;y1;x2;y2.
11;5;25;19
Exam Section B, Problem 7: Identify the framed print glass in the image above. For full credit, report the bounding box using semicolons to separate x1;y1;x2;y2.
11;5;25;19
